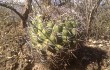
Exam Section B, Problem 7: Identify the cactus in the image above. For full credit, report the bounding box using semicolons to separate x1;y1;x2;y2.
28;14;79;61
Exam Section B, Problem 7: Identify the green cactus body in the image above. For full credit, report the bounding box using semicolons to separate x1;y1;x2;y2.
28;15;78;58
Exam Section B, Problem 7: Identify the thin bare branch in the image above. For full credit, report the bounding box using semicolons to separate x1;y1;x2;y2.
88;0;103;31
0;2;24;20
0;0;32;28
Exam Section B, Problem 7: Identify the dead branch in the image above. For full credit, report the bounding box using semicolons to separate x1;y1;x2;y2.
0;0;32;28
87;0;103;36
0;2;24;20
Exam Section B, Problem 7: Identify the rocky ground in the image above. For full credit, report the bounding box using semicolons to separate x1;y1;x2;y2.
86;39;110;70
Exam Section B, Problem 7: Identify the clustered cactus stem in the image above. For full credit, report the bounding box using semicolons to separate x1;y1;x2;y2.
28;14;79;63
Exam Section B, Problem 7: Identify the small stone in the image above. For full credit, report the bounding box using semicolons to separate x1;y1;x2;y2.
7;57;12;59
93;41;97;44
98;44;103;47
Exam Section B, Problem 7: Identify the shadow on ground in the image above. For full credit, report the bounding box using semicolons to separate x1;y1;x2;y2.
66;46;108;70
50;46;108;70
